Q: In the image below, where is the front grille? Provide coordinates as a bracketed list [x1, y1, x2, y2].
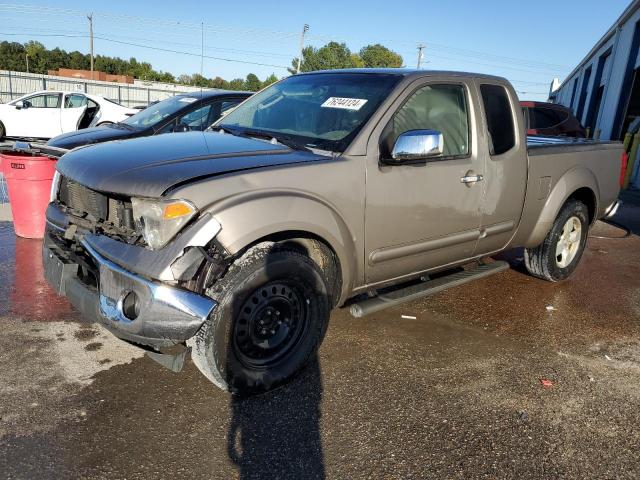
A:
[59, 176, 108, 220]
[57, 176, 136, 236]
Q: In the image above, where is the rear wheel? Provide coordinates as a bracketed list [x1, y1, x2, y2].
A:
[188, 242, 331, 394]
[524, 199, 589, 282]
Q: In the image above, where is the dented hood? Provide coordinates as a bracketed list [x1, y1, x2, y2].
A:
[56, 131, 327, 197]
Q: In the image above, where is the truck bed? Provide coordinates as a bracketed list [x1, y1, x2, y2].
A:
[526, 134, 619, 150]
[514, 135, 623, 248]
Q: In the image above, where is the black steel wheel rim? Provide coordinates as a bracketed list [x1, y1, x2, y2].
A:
[233, 281, 310, 368]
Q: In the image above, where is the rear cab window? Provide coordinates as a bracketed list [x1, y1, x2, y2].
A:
[480, 84, 516, 155]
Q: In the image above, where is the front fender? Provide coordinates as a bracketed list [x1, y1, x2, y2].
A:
[523, 166, 599, 248]
[206, 189, 358, 304]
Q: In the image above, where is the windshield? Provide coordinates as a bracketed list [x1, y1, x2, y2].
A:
[123, 95, 200, 128]
[216, 73, 401, 152]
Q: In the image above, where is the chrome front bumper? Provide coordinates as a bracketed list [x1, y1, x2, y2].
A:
[43, 235, 216, 348]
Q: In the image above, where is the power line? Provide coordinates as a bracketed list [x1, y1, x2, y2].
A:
[0, 32, 291, 69]
[0, 3, 572, 73]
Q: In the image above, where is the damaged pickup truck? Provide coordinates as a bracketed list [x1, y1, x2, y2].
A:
[43, 69, 623, 394]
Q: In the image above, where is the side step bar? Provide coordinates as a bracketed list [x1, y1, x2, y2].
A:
[349, 261, 510, 318]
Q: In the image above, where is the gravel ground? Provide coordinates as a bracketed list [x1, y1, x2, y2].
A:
[0, 198, 639, 479]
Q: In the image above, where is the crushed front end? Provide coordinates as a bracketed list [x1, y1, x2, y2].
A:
[43, 174, 225, 349]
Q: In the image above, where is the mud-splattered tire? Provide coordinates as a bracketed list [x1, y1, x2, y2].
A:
[524, 199, 589, 282]
[188, 242, 331, 394]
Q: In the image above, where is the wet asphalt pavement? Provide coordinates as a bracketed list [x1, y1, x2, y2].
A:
[1, 196, 640, 479]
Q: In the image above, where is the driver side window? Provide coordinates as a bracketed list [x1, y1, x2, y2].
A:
[386, 84, 469, 158]
[178, 104, 213, 131]
[25, 93, 61, 109]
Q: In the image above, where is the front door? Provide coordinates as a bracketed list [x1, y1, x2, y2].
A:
[8, 93, 62, 138]
[364, 79, 485, 284]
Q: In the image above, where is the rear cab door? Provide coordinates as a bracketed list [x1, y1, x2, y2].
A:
[473, 81, 527, 255]
[364, 74, 486, 284]
[61, 93, 88, 133]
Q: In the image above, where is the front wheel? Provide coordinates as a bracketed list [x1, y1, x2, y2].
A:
[524, 199, 589, 282]
[0, 122, 5, 139]
[188, 242, 331, 394]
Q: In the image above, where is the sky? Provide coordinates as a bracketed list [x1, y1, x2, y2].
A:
[0, 0, 633, 100]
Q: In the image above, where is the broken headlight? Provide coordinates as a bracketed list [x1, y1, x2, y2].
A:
[131, 198, 197, 250]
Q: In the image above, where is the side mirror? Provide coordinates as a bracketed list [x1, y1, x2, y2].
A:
[390, 129, 444, 162]
[14, 100, 25, 110]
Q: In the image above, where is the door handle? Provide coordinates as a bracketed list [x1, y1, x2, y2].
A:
[461, 173, 484, 184]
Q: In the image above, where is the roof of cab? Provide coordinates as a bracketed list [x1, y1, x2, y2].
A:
[174, 89, 252, 99]
[296, 68, 508, 83]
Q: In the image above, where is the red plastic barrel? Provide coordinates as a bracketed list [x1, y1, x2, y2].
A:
[0, 152, 57, 239]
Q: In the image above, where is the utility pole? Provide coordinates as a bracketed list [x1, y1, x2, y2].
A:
[25, 54, 29, 73]
[200, 21, 204, 77]
[417, 44, 426, 69]
[296, 24, 309, 74]
[87, 13, 94, 76]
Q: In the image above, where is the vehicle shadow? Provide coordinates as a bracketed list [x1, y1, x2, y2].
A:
[227, 357, 324, 480]
[226, 243, 326, 480]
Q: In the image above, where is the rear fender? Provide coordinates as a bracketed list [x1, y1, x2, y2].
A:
[523, 167, 599, 248]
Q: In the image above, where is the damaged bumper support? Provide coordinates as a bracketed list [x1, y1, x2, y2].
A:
[43, 234, 216, 348]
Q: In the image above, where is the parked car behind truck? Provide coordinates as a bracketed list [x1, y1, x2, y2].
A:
[46, 90, 251, 150]
[0, 91, 137, 140]
[521, 101, 587, 138]
[43, 69, 623, 394]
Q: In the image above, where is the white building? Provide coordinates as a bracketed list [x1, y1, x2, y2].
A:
[551, 0, 640, 187]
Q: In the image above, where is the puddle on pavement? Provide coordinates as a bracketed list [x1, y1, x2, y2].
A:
[0, 221, 76, 321]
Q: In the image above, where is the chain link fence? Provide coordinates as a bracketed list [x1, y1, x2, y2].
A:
[0, 173, 8, 203]
[1, 70, 203, 108]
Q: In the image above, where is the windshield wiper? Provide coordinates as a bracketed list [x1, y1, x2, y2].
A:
[115, 122, 137, 130]
[236, 129, 312, 152]
[209, 125, 237, 135]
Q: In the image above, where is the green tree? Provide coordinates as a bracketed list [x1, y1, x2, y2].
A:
[0, 40, 279, 90]
[24, 41, 46, 73]
[261, 73, 279, 88]
[227, 78, 246, 91]
[189, 73, 210, 87]
[244, 73, 261, 91]
[290, 42, 361, 73]
[177, 74, 192, 85]
[359, 44, 403, 68]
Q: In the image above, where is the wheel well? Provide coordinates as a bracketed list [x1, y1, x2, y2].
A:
[567, 187, 597, 224]
[241, 231, 343, 307]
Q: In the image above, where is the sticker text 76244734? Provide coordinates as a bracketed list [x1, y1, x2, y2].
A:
[321, 97, 368, 111]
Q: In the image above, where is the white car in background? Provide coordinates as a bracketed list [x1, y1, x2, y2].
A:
[0, 91, 137, 139]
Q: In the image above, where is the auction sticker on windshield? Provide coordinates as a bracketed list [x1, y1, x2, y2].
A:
[321, 97, 368, 110]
